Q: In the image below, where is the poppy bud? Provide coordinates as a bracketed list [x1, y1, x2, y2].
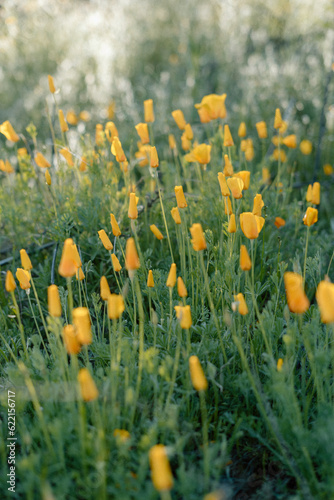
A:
[227, 214, 236, 233]
[111, 137, 126, 163]
[113, 429, 130, 443]
[311, 182, 320, 205]
[108, 294, 125, 320]
[95, 124, 105, 146]
[48, 285, 62, 317]
[0, 159, 14, 173]
[169, 134, 177, 150]
[190, 223, 207, 251]
[245, 139, 254, 161]
[300, 140, 312, 155]
[48, 75, 56, 93]
[110, 214, 121, 237]
[234, 170, 250, 190]
[125, 238, 140, 271]
[58, 238, 77, 278]
[5, 270, 16, 292]
[238, 122, 246, 138]
[111, 253, 122, 272]
[274, 217, 286, 228]
[135, 123, 149, 144]
[274, 108, 283, 129]
[174, 186, 187, 208]
[218, 172, 230, 197]
[175, 305, 192, 329]
[45, 170, 52, 185]
[98, 229, 113, 250]
[177, 277, 187, 297]
[147, 270, 155, 288]
[62, 325, 81, 355]
[0, 120, 20, 142]
[184, 123, 193, 141]
[181, 132, 191, 151]
[189, 355, 208, 391]
[149, 444, 174, 492]
[76, 268, 85, 281]
[227, 177, 244, 199]
[240, 139, 247, 152]
[78, 368, 99, 402]
[58, 109, 69, 133]
[224, 196, 233, 215]
[172, 109, 186, 130]
[303, 207, 318, 226]
[66, 110, 78, 126]
[100, 276, 111, 301]
[59, 148, 74, 167]
[128, 193, 138, 219]
[20, 249, 33, 270]
[35, 152, 50, 169]
[144, 99, 155, 123]
[16, 268, 31, 290]
[252, 194, 264, 217]
[234, 293, 248, 315]
[240, 245, 251, 271]
[262, 167, 270, 184]
[282, 134, 297, 148]
[323, 164, 333, 175]
[171, 207, 181, 224]
[166, 263, 177, 288]
[284, 272, 309, 314]
[306, 184, 313, 202]
[255, 121, 268, 139]
[150, 224, 163, 240]
[150, 146, 159, 168]
[277, 358, 284, 372]
[73, 307, 92, 345]
[223, 124, 234, 147]
[316, 281, 334, 323]
[223, 154, 233, 177]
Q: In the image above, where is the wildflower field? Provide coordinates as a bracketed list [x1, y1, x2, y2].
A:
[1, 2, 334, 499]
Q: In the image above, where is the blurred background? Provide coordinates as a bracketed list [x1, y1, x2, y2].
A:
[0, 0, 333, 143]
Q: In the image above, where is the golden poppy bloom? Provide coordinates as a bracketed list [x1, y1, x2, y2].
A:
[171, 207, 181, 224]
[111, 137, 127, 163]
[172, 110, 186, 130]
[283, 134, 297, 148]
[284, 272, 309, 314]
[227, 214, 236, 233]
[135, 123, 150, 144]
[274, 217, 286, 228]
[59, 148, 74, 167]
[66, 110, 78, 126]
[20, 249, 32, 270]
[189, 355, 208, 391]
[316, 281, 334, 323]
[62, 325, 81, 355]
[125, 238, 140, 271]
[128, 193, 138, 219]
[48, 75, 56, 93]
[0, 159, 14, 173]
[73, 307, 92, 345]
[105, 122, 119, 142]
[300, 140, 312, 155]
[303, 207, 318, 226]
[240, 245, 251, 271]
[234, 171, 250, 190]
[190, 223, 207, 251]
[185, 144, 211, 165]
[174, 305, 192, 328]
[98, 229, 113, 251]
[223, 124, 234, 147]
[218, 172, 230, 197]
[256, 121, 268, 139]
[35, 152, 50, 169]
[58, 238, 78, 278]
[234, 293, 248, 315]
[149, 444, 174, 492]
[150, 224, 163, 240]
[238, 122, 246, 137]
[227, 177, 244, 199]
[16, 268, 31, 290]
[175, 186, 187, 208]
[252, 194, 264, 217]
[166, 263, 177, 288]
[108, 294, 125, 320]
[100, 276, 111, 301]
[147, 270, 155, 288]
[5, 271, 16, 292]
[78, 368, 99, 402]
[111, 253, 122, 272]
[223, 154, 233, 177]
[274, 108, 283, 129]
[0, 120, 20, 142]
[58, 110, 69, 133]
[48, 285, 62, 317]
[144, 99, 155, 123]
[110, 214, 121, 237]
[272, 149, 287, 162]
[194, 93, 227, 121]
[177, 277, 187, 297]
[150, 146, 159, 168]
[240, 212, 264, 239]
[323, 164, 333, 175]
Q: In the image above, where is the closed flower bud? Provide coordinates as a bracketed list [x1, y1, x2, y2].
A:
[175, 185, 187, 208]
[190, 223, 207, 251]
[167, 263, 177, 288]
[189, 355, 208, 391]
[144, 99, 155, 123]
[184, 123, 193, 141]
[234, 293, 248, 315]
[227, 177, 244, 199]
[150, 146, 159, 168]
[71, 244, 82, 268]
[284, 272, 309, 314]
[73, 307, 92, 345]
[276, 358, 284, 371]
[149, 444, 174, 492]
[59, 148, 74, 167]
[300, 139, 312, 155]
[240, 139, 247, 152]
[58, 109, 69, 132]
[150, 224, 163, 240]
[5, 270, 16, 292]
[218, 172, 230, 197]
[171, 206, 181, 224]
[227, 214, 236, 233]
[147, 270, 155, 288]
[100, 276, 111, 301]
[79, 110, 90, 122]
[125, 238, 140, 271]
[169, 134, 177, 150]
[316, 281, 334, 323]
[128, 192, 138, 219]
[172, 109, 186, 130]
[16, 268, 31, 289]
[234, 170, 250, 190]
[66, 110, 78, 126]
[135, 123, 149, 144]
[98, 229, 113, 250]
[48, 75, 56, 93]
[181, 131, 191, 151]
[175, 305, 192, 329]
[274, 108, 283, 129]
[272, 148, 287, 162]
[20, 249, 33, 270]
[0, 120, 20, 142]
[256, 121, 268, 139]
[306, 184, 313, 202]
[0, 159, 14, 173]
[78, 368, 99, 402]
[48, 285, 62, 317]
[35, 152, 50, 169]
[223, 154, 234, 177]
[262, 167, 271, 184]
[238, 122, 247, 137]
[111, 137, 126, 162]
[311, 182, 320, 205]
[245, 139, 254, 161]
[105, 253, 119, 275]
[185, 144, 211, 165]
[110, 214, 121, 237]
[45, 170, 51, 185]
[223, 124, 234, 147]
[240, 245, 251, 271]
[177, 276, 188, 297]
[303, 207, 318, 226]
[76, 267, 85, 281]
[252, 194, 264, 217]
[108, 294, 125, 320]
[323, 164, 333, 175]
[62, 325, 81, 355]
[224, 196, 233, 215]
[282, 134, 297, 148]
[274, 217, 286, 228]
[105, 121, 119, 142]
[58, 238, 77, 278]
